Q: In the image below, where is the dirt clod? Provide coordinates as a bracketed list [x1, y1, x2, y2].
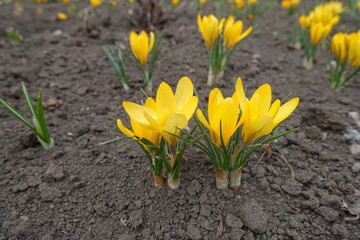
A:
[239, 201, 267, 233]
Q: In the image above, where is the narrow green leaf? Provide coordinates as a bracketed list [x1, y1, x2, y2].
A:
[0, 98, 36, 132]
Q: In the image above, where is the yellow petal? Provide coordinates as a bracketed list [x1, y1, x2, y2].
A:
[144, 97, 157, 111]
[149, 31, 155, 52]
[162, 113, 188, 146]
[243, 114, 273, 143]
[180, 96, 198, 120]
[235, 77, 248, 111]
[250, 84, 272, 118]
[123, 102, 156, 127]
[269, 99, 280, 118]
[175, 77, 194, 110]
[273, 98, 299, 127]
[117, 119, 135, 137]
[156, 82, 176, 121]
[196, 109, 211, 129]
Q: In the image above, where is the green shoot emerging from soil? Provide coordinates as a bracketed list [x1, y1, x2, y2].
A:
[0, 82, 54, 150]
[6, 27, 23, 44]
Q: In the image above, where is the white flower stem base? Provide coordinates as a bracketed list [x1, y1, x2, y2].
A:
[229, 166, 243, 191]
[207, 69, 224, 86]
[303, 57, 314, 70]
[153, 173, 165, 188]
[167, 175, 180, 190]
[215, 168, 229, 190]
[37, 137, 54, 150]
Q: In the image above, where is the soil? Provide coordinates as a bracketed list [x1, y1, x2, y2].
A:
[1, 1, 360, 240]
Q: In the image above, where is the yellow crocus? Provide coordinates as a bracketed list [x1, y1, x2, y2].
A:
[63, 0, 70, 3]
[199, 0, 206, 5]
[247, 14, 254, 21]
[197, 14, 220, 47]
[348, 32, 360, 68]
[196, 89, 242, 147]
[117, 98, 161, 147]
[331, 33, 348, 63]
[358, 1, 360, 10]
[128, 0, 134, 3]
[235, 78, 299, 143]
[122, 77, 198, 146]
[298, 15, 310, 30]
[90, 0, 101, 7]
[234, 0, 245, 9]
[57, 12, 68, 20]
[247, 0, 256, 6]
[281, 0, 300, 9]
[310, 22, 332, 46]
[223, 16, 252, 49]
[129, 31, 155, 65]
[172, 0, 180, 6]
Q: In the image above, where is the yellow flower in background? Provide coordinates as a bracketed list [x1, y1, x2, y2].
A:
[111, 0, 118, 6]
[63, 0, 70, 3]
[128, 0, 134, 3]
[123, 77, 198, 146]
[57, 12, 68, 20]
[247, 14, 254, 21]
[247, 0, 256, 6]
[348, 32, 360, 68]
[298, 15, 311, 29]
[90, 0, 101, 7]
[235, 78, 299, 143]
[358, 1, 360, 10]
[172, 0, 180, 6]
[309, 22, 332, 46]
[197, 14, 220, 47]
[117, 98, 161, 147]
[281, 0, 300, 9]
[331, 33, 348, 63]
[199, 0, 206, 5]
[223, 16, 252, 49]
[129, 31, 155, 65]
[36, 0, 47, 3]
[196, 89, 242, 147]
[234, 0, 245, 9]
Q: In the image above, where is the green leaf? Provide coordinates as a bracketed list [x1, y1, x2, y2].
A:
[0, 97, 36, 133]
[21, 82, 37, 119]
[35, 89, 51, 143]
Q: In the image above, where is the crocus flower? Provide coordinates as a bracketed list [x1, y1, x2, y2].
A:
[310, 22, 332, 46]
[348, 32, 360, 68]
[234, 0, 245, 9]
[57, 12, 68, 20]
[172, 0, 180, 6]
[223, 16, 252, 49]
[197, 14, 220, 47]
[129, 31, 155, 65]
[199, 0, 206, 5]
[90, 0, 101, 7]
[247, 0, 256, 6]
[281, 0, 300, 9]
[235, 78, 299, 143]
[331, 33, 348, 63]
[122, 77, 198, 146]
[117, 98, 161, 147]
[196, 89, 243, 147]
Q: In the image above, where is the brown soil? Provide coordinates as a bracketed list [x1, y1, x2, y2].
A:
[1, 1, 360, 240]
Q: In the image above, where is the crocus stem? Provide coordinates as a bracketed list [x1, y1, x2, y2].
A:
[207, 68, 214, 86]
[229, 166, 243, 191]
[37, 136, 54, 150]
[123, 82, 130, 91]
[304, 57, 313, 70]
[167, 174, 180, 190]
[153, 172, 165, 188]
[215, 168, 229, 190]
